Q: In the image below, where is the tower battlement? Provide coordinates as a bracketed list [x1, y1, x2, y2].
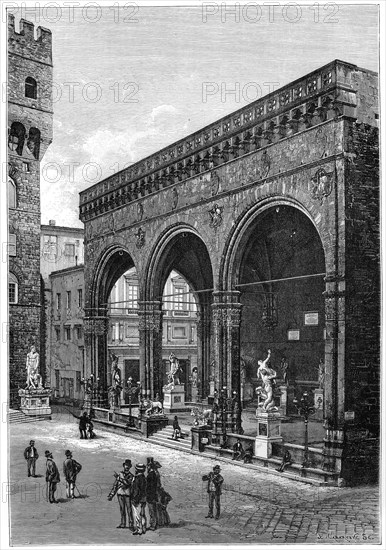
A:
[8, 14, 52, 66]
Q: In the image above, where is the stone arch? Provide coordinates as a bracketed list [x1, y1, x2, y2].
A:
[86, 244, 137, 391]
[142, 223, 214, 397]
[218, 196, 330, 417]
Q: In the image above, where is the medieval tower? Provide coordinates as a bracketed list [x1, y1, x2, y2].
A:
[8, 14, 53, 390]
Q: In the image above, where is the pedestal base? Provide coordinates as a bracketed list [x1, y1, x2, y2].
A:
[255, 410, 282, 459]
[19, 388, 52, 416]
[163, 385, 186, 412]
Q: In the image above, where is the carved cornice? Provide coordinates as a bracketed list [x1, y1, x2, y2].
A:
[80, 60, 359, 222]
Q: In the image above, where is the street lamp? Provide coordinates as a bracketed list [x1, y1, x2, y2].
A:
[126, 377, 134, 426]
[293, 391, 319, 468]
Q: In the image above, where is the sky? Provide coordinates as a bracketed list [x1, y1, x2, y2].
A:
[8, 1, 381, 228]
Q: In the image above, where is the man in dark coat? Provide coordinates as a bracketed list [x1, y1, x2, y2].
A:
[63, 450, 82, 499]
[45, 450, 60, 503]
[146, 457, 161, 530]
[108, 459, 134, 530]
[24, 440, 39, 477]
[131, 464, 147, 535]
[202, 464, 224, 519]
[79, 412, 88, 439]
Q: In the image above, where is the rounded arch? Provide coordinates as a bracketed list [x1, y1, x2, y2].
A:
[90, 244, 137, 312]
[220, 196, 326, 290]
[145, 223, 214, 301]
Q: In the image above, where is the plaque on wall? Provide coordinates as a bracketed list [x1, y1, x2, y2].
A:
[304, 312, 319, 326]
[287, 329, 300, 341]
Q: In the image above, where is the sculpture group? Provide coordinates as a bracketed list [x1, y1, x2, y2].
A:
[25, 345, 43, 390]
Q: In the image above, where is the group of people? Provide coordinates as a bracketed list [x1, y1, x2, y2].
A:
[107, 457, 172, 535]
[24, 440, 82, 504]
[78, 411, 95, 439]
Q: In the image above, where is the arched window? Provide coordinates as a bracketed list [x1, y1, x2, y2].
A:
[8, 122, 26, 156]
[9, 273, 18, 304]
[25, 77, 37, 99]
[27, 127, 41, 159]
[8, 179, 16, 208]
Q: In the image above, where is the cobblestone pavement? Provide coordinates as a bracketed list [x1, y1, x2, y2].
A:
[6, 411, 381, 546]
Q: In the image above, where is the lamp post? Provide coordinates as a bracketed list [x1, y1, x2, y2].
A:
[220, 386, 227, 448]
[293, 391, 319, 468]
[232, 390, 243, 434]
[126, 377, 134, 426]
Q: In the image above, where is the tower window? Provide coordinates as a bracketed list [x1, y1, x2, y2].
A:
[8, 122, 26, 156]
[25, 77, 37, 99]
[8, 234, 16, 256]
[9, 273, 18, 304]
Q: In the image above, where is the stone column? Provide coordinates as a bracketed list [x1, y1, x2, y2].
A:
[211, 291, 242, 398]
[83, 315, 109, 382]
[322, 274, 345, 474]
[196, 305, 211, 399]
[138, 301, 163, 399]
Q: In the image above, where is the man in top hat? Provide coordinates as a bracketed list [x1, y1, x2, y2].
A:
[24, 440, 39, 477]
[45, 451, 60, 504]
[146, 457, 162, 531]
[202, 464, 224, 520]
[131, 464, 147, 535]
[63, 450, 82, 499]
[108, 459, 134, 530]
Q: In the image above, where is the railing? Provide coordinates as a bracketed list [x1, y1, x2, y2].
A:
[79, 60, 358, 222]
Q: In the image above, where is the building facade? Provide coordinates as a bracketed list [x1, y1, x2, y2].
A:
[79, 60, 379, 482]
[8, 15, 53, 389]
[41, 221, 84, 283]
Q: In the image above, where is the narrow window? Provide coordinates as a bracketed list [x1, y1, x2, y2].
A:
[8, 179, 16, 208]
[8, 122, 26, 156]
[25, 77, 37, 99]
[9, 273, 18, 304]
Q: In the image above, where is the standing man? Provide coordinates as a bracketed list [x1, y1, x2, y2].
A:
[63, 450, 82, 499]
[79, 411, 88, 439]
[232, 438, 243, 461]
[146, 457, 161, 531]
[24, 440, 39, 477]
[107, 459, 134, 530]
[202, 464, 224, 520]
[131, 464, 147, 535]
[45, 450, 60, 504]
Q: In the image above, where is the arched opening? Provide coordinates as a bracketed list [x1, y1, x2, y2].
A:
[229, 204, 326, 443]
[25, 77, 37, 99]
[89, 248, 136, 402]
[8, 122, 26, 156]
[148, 230, 213, 399]
[9, 273, 18, 304]
[27, 127, 41, 159]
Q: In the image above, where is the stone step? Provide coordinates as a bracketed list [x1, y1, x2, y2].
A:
[8, 410, 50, 424]
[148, 424, 191, 451]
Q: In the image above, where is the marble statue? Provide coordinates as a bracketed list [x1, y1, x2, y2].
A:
[26, 345, 43, 389]
[257, 349, 278, 412]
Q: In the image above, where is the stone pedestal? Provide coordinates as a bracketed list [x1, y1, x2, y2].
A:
[19, 388, 52, 416]
[255, 410, 282, 459]
[163, 385, 186, 412]
[314, 387, 324, 420]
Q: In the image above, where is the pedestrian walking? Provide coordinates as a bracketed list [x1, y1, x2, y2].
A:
[45, 451, 60, 504]
[79, 411, 88, 439]
[107, 459, 134, 530]
[202, 464, 223, 519]
[63, 450, 82, 499]
[131, 464, 147, 535]
[24, 440, 39, 477]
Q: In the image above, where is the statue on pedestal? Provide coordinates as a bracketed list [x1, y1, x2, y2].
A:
[318, 358, 325, 389]
[256, 349, 278, 412]
[164, 353, 183, 390]
[280, 356, 289, 386]
[25, 345, 43, 390]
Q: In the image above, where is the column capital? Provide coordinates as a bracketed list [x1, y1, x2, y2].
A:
[83, 316, 109, 335]
[138, 301, 163, 332]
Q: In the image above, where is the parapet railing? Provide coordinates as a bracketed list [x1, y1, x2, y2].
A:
[79, 60, 357, 222]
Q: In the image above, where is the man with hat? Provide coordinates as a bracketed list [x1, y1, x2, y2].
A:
[45, 451, 60, 504]
[63, 450, 82, 499]
[107, 459, 134, 529]
[131, 464, 147, 535]
[146, 457, 161, 530]
[202, 464, 224, 519]
[24, 440, 39, 477]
